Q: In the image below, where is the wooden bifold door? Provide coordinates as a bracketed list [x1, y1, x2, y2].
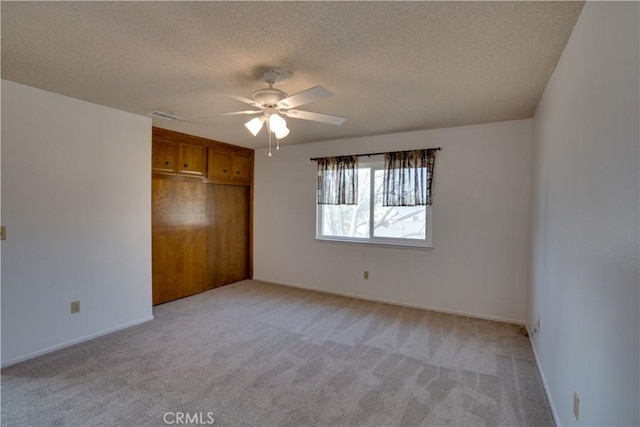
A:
[152, 179, 207, 305]
[206, 185, 250, 289]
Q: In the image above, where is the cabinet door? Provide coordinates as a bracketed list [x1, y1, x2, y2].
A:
[152, 140, 177, 174]
[178, 144, 207, 177]
[152, 178, 207, 305]
[231, 152, 252, 184]
[207, 185, 250, 289]
[208, 149, 233, 181]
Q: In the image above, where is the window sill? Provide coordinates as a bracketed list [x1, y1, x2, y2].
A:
[315, 236, 433, 251]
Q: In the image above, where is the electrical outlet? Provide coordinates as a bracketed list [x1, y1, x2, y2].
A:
[573, 392, 580, 421]
[363, 271, 369, 280]
[71, 301, 80, 314]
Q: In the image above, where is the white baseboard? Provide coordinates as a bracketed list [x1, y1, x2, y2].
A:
[252, 276, 524, 325]
[527, 326, 560, 426]
[1, 315, 154, 368]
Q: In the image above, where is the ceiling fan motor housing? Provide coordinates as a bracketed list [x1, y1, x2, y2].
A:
[252, 87, 288, 107]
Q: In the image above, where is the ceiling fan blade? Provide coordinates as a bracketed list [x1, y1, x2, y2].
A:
[277, 85, 333, 109]
[194, 110, 262, 120]
[228, 93, 262, 108]
[211, 89, 262, 108]
[283, 109, 346, 125]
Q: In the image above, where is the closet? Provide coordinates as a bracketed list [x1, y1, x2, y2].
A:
[151, 127, 253, 305]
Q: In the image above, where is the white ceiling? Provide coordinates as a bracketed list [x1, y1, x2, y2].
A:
[1, 1, 584, 149]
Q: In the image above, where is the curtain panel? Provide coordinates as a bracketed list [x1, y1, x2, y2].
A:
[316, 155, 358, 205]
[383, 149, 436, 206]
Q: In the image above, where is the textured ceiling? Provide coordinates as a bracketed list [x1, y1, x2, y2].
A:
[1, 1, 584, 149]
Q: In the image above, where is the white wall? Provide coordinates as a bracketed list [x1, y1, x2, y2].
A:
[1, 80, 153, 366]
[254, 119, 532, 323]
[529, 3, 639, 426]
[0, 78, 3, 363]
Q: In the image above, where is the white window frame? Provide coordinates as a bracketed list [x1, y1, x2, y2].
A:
[315, 158, 432, 249]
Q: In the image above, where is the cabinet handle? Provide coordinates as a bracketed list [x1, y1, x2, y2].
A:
[223, 169, 227, 173]
[183, 164, 188, 168]
[165, 161, 170, 165]
[236, 170, 240, 174]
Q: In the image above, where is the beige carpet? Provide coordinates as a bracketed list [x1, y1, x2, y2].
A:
[1, 280, 554, 426]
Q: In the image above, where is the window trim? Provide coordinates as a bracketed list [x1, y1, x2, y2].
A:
[315, 158, 432, 249]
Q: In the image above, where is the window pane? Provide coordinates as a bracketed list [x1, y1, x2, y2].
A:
[321, 168, 370, 238]
[373, 170, 426, 239]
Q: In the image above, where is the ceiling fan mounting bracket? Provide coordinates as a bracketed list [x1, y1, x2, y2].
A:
[261, 69, 291, 85]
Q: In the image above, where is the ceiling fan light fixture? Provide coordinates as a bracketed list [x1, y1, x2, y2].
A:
[268, 113, 287, 135]
[244, 116, 266, 136]
[274, 126, 290, 140]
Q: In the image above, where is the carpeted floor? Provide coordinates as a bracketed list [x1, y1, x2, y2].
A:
[1, 280, 554, 426]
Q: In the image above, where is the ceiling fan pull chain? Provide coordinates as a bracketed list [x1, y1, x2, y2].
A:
[268, 122, 273, 157]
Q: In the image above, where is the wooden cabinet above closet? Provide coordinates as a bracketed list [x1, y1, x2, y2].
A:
[178, 143, 207, 177]
[151, 139, 177, 174]
[151, 127, 253, 183]
[208, 149, 252, 185]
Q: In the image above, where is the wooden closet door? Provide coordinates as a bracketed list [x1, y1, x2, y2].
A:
[207, 184, 250, 289]
[152, 178, 207, 305]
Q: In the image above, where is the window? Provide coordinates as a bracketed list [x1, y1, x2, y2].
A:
[316, 157, 431, 248]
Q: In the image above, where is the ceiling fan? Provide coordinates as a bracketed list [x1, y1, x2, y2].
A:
[199, 69, 346, 155]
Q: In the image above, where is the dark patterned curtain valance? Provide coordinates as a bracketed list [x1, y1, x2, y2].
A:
[316, 156, 358, 205]
[383, 149, 436, 206]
